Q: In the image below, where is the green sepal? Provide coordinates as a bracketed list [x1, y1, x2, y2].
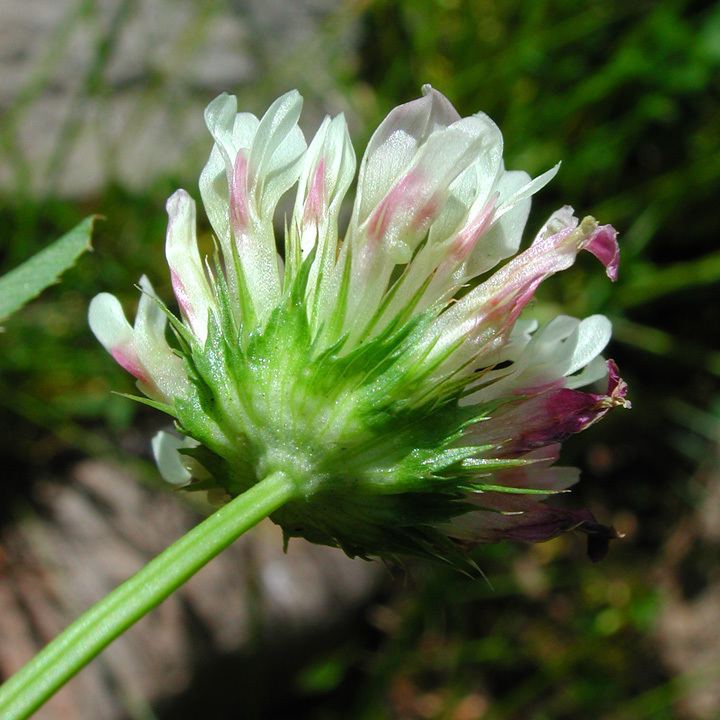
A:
[173, 393, 237, 463]
[210, 247, 241, 345]
[459, 457, 534, 472]
[321, 242, 352, 348]
[463, 483, 568, 495]
[365, 445, 486, 493]
[283, 215, 302, 287]
[227, 229, 257, 339]
[178, 444, 250, 495]
[142, 289, 196, 354]
[275, 490, 482, 576]
[113, 392, 175, 416]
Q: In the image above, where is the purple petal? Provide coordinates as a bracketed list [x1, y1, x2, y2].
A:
[583, 224, 620, 281]
[477, 360, 631, 454]
[455, 504, 620, 561]
[606, 358, 631, 407]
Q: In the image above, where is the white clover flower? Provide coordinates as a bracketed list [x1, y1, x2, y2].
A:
[89, 86, 629, 571]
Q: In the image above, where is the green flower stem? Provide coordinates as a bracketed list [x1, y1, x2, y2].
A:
[0, 470, 298, 720]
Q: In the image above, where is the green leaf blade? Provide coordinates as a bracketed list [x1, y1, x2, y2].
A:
[0, 215, 96, 322]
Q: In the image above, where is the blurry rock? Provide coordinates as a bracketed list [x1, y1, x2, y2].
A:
[0, 460, 381, 719]
[0, 0, 358, 197]
[654, 445, 720, 720]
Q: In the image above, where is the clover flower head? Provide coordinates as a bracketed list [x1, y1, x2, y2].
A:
[89, 86, 629, 572]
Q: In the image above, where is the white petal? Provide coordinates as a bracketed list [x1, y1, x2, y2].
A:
[308, 113, 356, 217]
[88, 292, 134, 353]
[562, 315, 612, 376]
[199, 143, 232, 248]
[151, 431, 195, 486]
[165, 189, 215, 343]
[467, 314, 612, 403]
[510, 315, 581, 381]
[134, 276, 190, 400]
[135, 275, 166, 339]
[535, 205, 578, 242]
[204, 94, 261, 170]
[200, 93, 259, 240]
[428, 115, 503, 248]
[364, 85, 460, 165]
[533, 315, 580, 351]
[199, 94, 259, 250]
[466, 169, 532, 277]
[232, 111, 261, 152]
[360, 115, 495, 263]
[428, 168, 479, 246]
[248, 90, 307, 217]
[203, 93, 239, 159]
[565, 355, 609, 389]
[200, 92, 307, 324]
[494, 163, 561, 220]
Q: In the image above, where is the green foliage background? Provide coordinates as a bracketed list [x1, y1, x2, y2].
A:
[1, 0, 719, 718]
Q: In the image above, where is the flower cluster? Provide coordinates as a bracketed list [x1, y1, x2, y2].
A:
[90, 87, 629, 572]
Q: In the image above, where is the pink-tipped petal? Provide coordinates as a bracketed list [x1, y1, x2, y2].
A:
[583, 224, 620, 281]
[89, 293, 148, 383]
[428, 213, 619, 377]
[165, 189, 215, 343]
[354, 87, 461, 226]
[110, 346, 148, 383]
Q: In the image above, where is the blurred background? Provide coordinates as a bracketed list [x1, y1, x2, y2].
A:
[1, 0, 719, 718]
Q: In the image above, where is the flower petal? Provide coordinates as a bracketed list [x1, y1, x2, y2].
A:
[425, 213, 618, 378]
[89, 282, 189, 403]
[151, 431, 197, 486]
[561, 314, 612, 377]
[88, 293, 145, 380]
[199, 94, 260, 247]
[452, 503, 618, 560]
[134, 276, 190, 401]
[463, 314, 612, 404]
[248, 90, 307, 218]
[494, 163, 560, 222]
[294, 113, 356, 257]
[165, 189, 215, 343]
[584, 224, 620, 281]
[353, 85, 460, 228]
[199, 91, 307, 324]
[463, 169, 529, 276]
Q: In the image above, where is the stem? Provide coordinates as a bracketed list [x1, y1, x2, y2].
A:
[0, 471, 298, 720]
